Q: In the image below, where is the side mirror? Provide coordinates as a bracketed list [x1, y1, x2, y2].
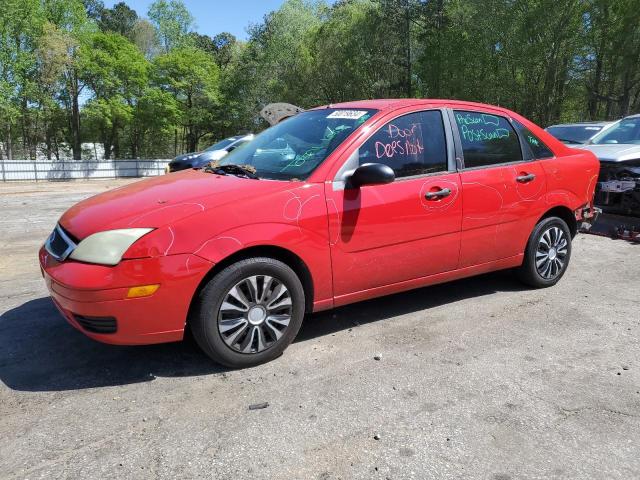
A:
[347, 163, 395, 188]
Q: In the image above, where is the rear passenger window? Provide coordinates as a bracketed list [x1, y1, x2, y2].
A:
[512, 120, 554, 159]
[359, 110, 448, 178]
[454, 110, 522, 168]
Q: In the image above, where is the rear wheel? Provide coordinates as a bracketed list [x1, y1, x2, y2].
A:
[190, 257, 305, 368]
[517, 216, 572, 288]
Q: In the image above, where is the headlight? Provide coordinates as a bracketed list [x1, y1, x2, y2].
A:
[69, 228, 154, 266]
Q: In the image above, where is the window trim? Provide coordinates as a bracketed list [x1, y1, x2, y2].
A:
[332, 107, 455, 190]
[448, 108, 534, 171]
[510, 119, 555, 161]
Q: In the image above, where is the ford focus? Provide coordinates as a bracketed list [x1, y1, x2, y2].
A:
[40, 99, 600, 367]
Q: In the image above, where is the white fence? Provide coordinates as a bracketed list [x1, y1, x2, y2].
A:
[0, 158, 172, 182]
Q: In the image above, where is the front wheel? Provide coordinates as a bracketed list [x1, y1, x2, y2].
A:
[517, 216, 572, 288]
[190, 257, 305, 368]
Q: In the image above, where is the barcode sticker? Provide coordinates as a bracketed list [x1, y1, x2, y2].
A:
[327, 110, 368, 120]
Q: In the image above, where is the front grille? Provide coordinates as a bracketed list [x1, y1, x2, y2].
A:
[45, 224, 76, 261]
[74, 315, 117, 334]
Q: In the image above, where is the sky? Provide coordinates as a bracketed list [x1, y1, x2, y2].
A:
[103, 0, 289, 40]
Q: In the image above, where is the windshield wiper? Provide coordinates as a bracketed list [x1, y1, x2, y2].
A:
[204, 164, 259, 179]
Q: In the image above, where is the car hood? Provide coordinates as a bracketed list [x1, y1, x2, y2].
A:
[577, 144, 640, 163]
[59, 169, 288, 240]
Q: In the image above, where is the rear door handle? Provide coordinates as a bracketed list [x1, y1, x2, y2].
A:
[425, 188, 452, 200]
[516, 173, 536, 183]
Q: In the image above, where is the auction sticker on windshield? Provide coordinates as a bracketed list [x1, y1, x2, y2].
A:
[327, 110, 369, 119]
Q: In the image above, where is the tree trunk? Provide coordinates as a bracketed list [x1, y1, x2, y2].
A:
[112, 121, 120, 159]
[588, 4, 608, 119]
[130, 126, 138, 159]
[71, 73, 82, 160]
[435, 0, 444, 97]
[6, 123, 13, 160]
[103, 140, 112, 160]
[45, 125, 53, 161]
[174, 128, 178, 157]
[405, 0, 412, 97]
[619, 68, 632, 117]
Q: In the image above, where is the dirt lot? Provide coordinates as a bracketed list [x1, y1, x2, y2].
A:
[1, 179, 639, 479]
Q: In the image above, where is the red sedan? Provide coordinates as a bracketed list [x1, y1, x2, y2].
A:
[40, 99, 599, 367]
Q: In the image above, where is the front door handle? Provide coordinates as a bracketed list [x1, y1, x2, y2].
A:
[425, 188, 452, 200]
[516, 173, 536, 183]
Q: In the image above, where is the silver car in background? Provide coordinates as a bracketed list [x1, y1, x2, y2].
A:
[545, 121, 614, 145]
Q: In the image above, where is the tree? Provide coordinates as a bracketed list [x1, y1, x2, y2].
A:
[212, 32, 237, 68]
[0, 0, 45, 159]
[37, 22, 76, 159]
[131, 19, 157, 58]
[2, 0, 640, 162]
[134, 87, 180, 157]
[81, 31, 149, 158]
[82, 0, 104, 22]
[310, 0, 409, 102]
[227, 0, 325, 123]
[582, 0, 640, 119]
[44, 0, 94, 159]
[98, 1, 138, 38]
[148, 0, 193, 52]
[153, 45, 220, 152]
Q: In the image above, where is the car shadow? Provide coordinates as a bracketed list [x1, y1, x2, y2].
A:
[0, 270, 526, 392]
[297, 270, 527, 341]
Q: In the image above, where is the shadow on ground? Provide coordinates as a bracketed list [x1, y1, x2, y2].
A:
[0, 270, 525, 392]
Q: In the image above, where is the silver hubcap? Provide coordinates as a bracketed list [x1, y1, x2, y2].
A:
[536, 226, 568, 279]
[217, 275, 292, 354]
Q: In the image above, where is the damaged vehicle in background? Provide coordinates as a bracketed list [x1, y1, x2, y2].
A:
[579, 114, 640, 216]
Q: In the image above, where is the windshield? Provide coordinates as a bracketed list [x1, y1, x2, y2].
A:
[591, 118, 640, 145]
[205, 137, 237, 151]
[218, 108, 377, 180]
[546, 125, 603, 144]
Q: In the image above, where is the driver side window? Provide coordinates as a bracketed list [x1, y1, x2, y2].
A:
[358, 110, 448, 178]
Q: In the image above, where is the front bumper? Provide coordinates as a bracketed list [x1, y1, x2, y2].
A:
[39, 247, 213, 345]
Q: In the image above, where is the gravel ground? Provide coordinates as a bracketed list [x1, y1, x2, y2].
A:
[1, 179, 639, 480]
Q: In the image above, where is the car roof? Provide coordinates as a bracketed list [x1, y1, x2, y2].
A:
[313, 98, 517, 115]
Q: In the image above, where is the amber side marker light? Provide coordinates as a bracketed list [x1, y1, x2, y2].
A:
[127, 284, 160, 298]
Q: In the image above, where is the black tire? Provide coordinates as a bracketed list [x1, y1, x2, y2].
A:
[190, 257, 305, 368]
[517, 216, 572, 288]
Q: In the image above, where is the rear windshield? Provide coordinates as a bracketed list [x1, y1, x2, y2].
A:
[546, 125, 603, 144]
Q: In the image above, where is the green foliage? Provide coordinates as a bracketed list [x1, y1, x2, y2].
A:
[98, 2, 138, 38]
[311, 0, 408, 101]
[148, 0, 193, 52]
[1, 0, 639, 160]
[131, 19, 157, 58]
[153, 45, 220, 151]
